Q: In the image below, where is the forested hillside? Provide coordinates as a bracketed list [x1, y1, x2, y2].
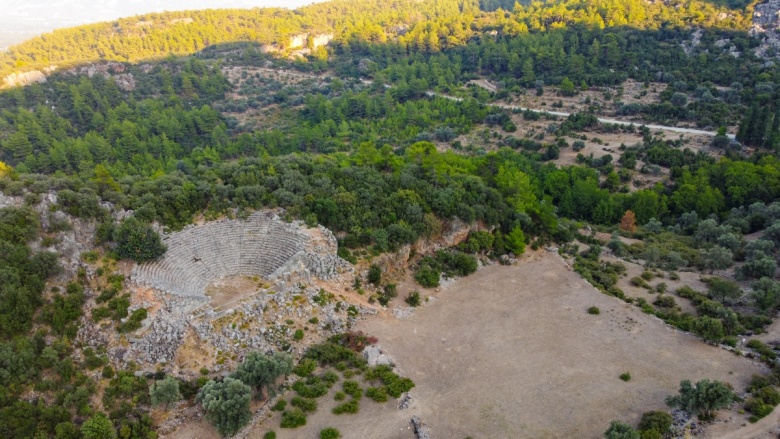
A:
[0, 0, 758, 80]
[1, 0, 780, 438]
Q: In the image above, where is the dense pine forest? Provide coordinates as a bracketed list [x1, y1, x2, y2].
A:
[1, 0, 780, 438]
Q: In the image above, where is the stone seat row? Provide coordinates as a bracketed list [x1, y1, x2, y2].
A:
[133, 214, 312, 298]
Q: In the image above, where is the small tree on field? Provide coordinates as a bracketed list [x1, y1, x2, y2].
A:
[620, 210, 637, 233]
[666, 379, 736, 420]
[506, 226, 526, 255]
[604, 420, 639, 439]
[706, 278, 742, 303]
[150, 376, 182, 409]
[700, 246, 733, 273]
[197, 378, 252, 436]
[751, 277, 780, 312]
[693, 316, 724, 342]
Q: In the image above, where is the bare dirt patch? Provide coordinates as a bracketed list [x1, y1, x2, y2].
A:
[205, 275, 267, 309]
[347, 251, 763, 439]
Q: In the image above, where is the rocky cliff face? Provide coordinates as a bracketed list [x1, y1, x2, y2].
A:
[752, 0, 780, 60]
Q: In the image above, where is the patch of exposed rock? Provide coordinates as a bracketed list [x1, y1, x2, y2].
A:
[752, 0, 780, 59]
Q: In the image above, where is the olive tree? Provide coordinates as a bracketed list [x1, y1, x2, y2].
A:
[665, 379, 736, 420]
[197, 378, 252, 436]
[150, 375, 182, 409]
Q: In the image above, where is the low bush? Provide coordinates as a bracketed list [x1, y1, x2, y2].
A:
[290, 396, 317, 412]
[637, 410, 672, 435]
[263, 432, 276, 439]
[653, 295, 676, 308]
[405, 291, 421, 307]
[320, 427, 341, 439]
[293, 358, 317, 377]
[280, 408, 307, 428]
[342, 380, 363, 400]
[270, 400, 287, 412]
[292, 379, 328, 398]
[587, 306, 600, 315]
[620, 372, 631, 382]
[332, 399, 359, 414]
[365, 386, 389, 403]
[746, 339, 777, 361]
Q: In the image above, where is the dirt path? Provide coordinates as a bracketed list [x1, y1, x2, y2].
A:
[353, 251, 763, 439]
[425, 91, 734, 139]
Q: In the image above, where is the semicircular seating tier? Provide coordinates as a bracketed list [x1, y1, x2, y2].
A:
[132, 211, 344, 298]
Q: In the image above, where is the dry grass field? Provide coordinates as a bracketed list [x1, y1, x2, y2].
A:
[164, 250, 775, 439]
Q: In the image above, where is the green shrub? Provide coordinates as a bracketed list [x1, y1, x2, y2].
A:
[630, 277, 649, 288]
[292, 379, 328, 398]
[321, 371, 339, 387]
[293, 329, 304, 341]
[293, 358, 317, 377]
[320, 427, 341, 439]
[332, 400, 359, 415]
[620, 372, 631, 382]
[641, 271, 654, 281]
[653, 295, 676, 308]
[270, 400, 287, 412]
[280, 408, 307, 428]
[587, 306, 600, 315]
[263, 432, 276, 439]
[746, 339, 777, 361]
[365, 386, 389, 402]
[334, 391, 346, 401]
[290, 396, 317, 412]
[637, 410, 672, 435]
[342, 380, 363, 399]
[405, 291, 421, 307]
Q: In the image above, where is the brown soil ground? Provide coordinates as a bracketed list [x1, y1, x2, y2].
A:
[239, 251, 762, 439]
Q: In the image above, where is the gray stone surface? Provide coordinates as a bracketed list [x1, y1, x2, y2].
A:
[132, 211, 349, 298]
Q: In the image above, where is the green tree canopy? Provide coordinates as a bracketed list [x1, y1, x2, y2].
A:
[197, 377, 252, 437]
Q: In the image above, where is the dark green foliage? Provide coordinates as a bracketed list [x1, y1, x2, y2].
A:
[366, 386, 389, 402]
[117, 308, 147, 333]
[114, 218, 166, 263]
[293, 358, 318, 378]
[270, 400, 287, 412]
[290, 396, 317, 412]
[619, 372, 631, 382]
[746, 339, 777, 361]
[264, 432, 276, 439]
[364, 365, 415, 398]
[292, 379, 329, 399]
[604, 420, 639, 439]
[637, 411, 673, 436]
[280, 408, 307, 428]
[232, 351, 293, 397]
[332, 399, 359, 415]
[693, 316, 724, 342]
[415, 249, 478, 288]
[81, 413, 117, 439]
[342, 381, 363, 400]
[704, 278, 742, 303]
[150, 376, 182, 409]
[405, 291, 421, 307]
[666, 379, 737, 420]
[197, 378, 252, 436]
[587, 306, 600, 315]
[367, 265, 382, 286]
[320, 427, 341, 439]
